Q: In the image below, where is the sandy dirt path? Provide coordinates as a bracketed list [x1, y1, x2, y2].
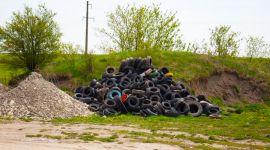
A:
[0, 120, 182, 150]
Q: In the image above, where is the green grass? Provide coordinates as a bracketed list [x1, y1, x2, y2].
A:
[35, 51, 270, 89]
[50, 105, 270, 143]
[1, 51, 270, 91]
[19, 117, 34, 122]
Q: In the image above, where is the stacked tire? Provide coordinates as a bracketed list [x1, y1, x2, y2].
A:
[73, 56, 221, 118]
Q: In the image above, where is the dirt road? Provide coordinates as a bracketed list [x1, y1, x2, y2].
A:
[0, 120, 181, 150]
[0, 119, 269, 150]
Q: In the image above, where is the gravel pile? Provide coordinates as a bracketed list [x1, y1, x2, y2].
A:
[0, 72, 92, 120]
[0, 83, 9, 94]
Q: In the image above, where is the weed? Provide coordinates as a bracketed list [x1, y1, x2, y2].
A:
[233, 84, 240, 93]
[45, 135, 62, 139]
[118, 141, 123, 144]
[39, 129, 48, 132]
[26, 134, 42, 137]
[19, 117, 34, 122]
[209, 135, 216, 140]
[209, 95, 224, 106]
[61, 131, 78, 139]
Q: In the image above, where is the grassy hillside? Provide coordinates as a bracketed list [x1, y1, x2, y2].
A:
[40, 51, 270, 86]
[1, 51, 270, 87]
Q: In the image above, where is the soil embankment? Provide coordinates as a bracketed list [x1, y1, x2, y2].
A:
[189, 69, 268, 104]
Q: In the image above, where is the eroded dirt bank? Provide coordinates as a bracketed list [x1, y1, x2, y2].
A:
[189, 69, 269, 105]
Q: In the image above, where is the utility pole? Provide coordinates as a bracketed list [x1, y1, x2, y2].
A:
[85, 1, 89, 57]
[84, 1, 94, 57]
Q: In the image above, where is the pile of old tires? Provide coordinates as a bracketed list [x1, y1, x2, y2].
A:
[73, 56, 222, 118]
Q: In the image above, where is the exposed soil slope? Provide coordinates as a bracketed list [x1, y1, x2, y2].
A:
[0, 72, 92, 120]
[189, 69, 268, 104]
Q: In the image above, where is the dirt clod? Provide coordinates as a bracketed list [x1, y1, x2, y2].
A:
[0, 72, 92, 120]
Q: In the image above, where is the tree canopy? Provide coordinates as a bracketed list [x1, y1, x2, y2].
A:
[0, 3, 62, 71]
[209, 25, 242, 57]
[96, 4, 185, 53]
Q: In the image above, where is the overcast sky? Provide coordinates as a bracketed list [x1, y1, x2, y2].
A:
[1, 0, 269, 54]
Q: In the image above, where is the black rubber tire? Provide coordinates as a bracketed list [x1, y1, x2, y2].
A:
[138, 81, 148, 90]
[105, 78, 116, 88]
[129, 82, 141, 89]
[128, 57, 134, 67]
[105, 66, 117, 75]
[123, 69, 133, 78]
[122, 89, 131, 95]
[156, 102, 165, 114]
[164, 110, 179, 117]
[82, 87, 95, 97]
[186, 100, 203, 117]
[132, 58, 137, 68]
[135, 58, 142, 68]
[157, 76, 167, 84]
[121, 77, 131, 83]
[114, 95, 128, 114]
[175, 81, 186, 90]
[146, 80, 155, 88]
[157, 84, 167, 94]
[113, 72, 124, 78]
[98, 78, 107, 84]
[118, 80, 131, 90]
[141, 59, 146, 66]
[123, 66, 135, 72]
[141, 104, 154, 109]
[103, 99, 117, 108]
[126, 96, 140, 107]
[158, 67, 169, 74]
[132, 89, 146, 95]
[161, 101, 172, 110]
[73, 93, 83, 100]
[78, 98, 92, 104]
[88, 104, 100, 112]
[103, 108, 118, 116]
[149, 87, 160, 95]
[163, 92, 174, 101]
[133, 75, 143, 83]
[126, 106, 141, 112]
[171, 93, 181, 99]
[151, 78, 158, 86]
[74, 86, 85, 93]
[89, 79, 97, 87]
[119, 59, 126, 72]
[149, 94, 161, 102]
[142, 99, 152, 105]
[144, 108, 158, 116]
[174, 99, 190, 115]
[145, 56, 152, 66]
[153, 105, 162, 115]
[169, 98, 182, 107]
[179, 89, 190, 97]
[102, 72, 112, 78]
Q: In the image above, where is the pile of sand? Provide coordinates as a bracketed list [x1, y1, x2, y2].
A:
[0, 72, 92, 120]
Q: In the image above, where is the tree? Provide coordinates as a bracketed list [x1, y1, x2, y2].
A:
[245, 35, 269, 61]
[60, 42, 81, 66]
[96, 4, 185, 52]
[0, 4, 62, 71]
[209, 25, 242, 57]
